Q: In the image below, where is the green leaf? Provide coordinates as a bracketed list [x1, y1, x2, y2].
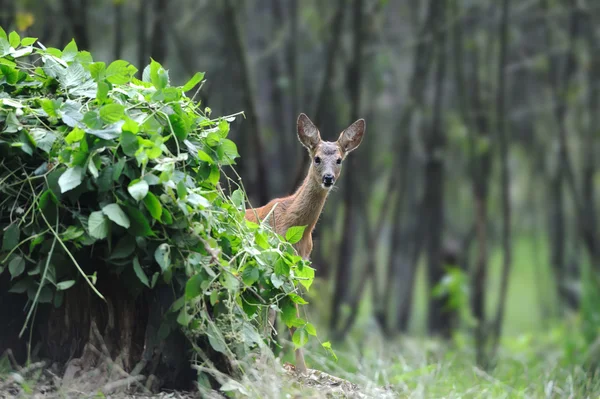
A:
[185, 273, 204, 300]
[281, 299, 298, 328]
[305, 322, 317, 336]
[21, 37, 37, 46]
[88, 155, 99, 178]
[8, 279, 30, 293]
[206, 132, 221, 147]
[9, 256, 26, 279]
[217, 120, 230, 138]
[125, 206, 154, 236]
[58, 166, 84, 193]
[143, 192, 162, 220]
[128, 179, 149, 201]
[270, 273, 285, 289]
[322, 341, 338, 361]
[56, 280, 76, 291]
[182, 72, 205, 92]
[231, 189, 244, 210]
[105, 60, 137, 85]
[289, 293, 308, 305]
[120, 130, 139, 156]
[292, 327, 309, 349]
[88, 62, 106, 81]
[149, 59, 169, 89]
[242, 266, 259, 286]
[109, 235, 136, 259]
[99, 103, 125, 123]
[0, 26, 6, 40]
[83, 111, 103, 129]
[274, 258, 290, 276]
[133, 257, 150, 287]
[65, 127, 85, 144]
[207, 323, 227, 354]
[295, 264, 315, 290]
[176, 180, 187, 199]
[154, 243, 171, 272]
[60, 226, 84, 241]
[96, 81, 109, 103]
[37, 285, 53, 303]
[285, 225, 307, 244]
[8, 31, 20, 48]
[197, 150, 214, 164]
[88, 211, 108, 239]
[177, 307, 192, 327]
[102, 203, 130, 228]
[2, 224, 20, 251]
[254, 231, 269, 249]
[218, 139, 239, 165]
[62, 39, 78, 61]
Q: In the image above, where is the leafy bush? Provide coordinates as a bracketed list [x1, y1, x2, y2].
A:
[0, 27, 323, 380]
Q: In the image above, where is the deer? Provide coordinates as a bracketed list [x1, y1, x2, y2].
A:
[245, 113, 366, 374]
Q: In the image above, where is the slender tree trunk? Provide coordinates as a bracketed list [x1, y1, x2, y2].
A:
[62, 0, 89, 49]
[223, 0, 270, 205]
[288, 0, 299, 121]
[490, 0, 512, 357]
[269, 0, 291, 194]
[385, 0, 439, 334]
[469, 38, 493, 369]
[330, 0, 364, 333]
[138, 0, 148, 71]
[150, 0, 168, 63]
[114, 1, 124, 60]
[425, 0, 448, 337]
[583, 13, 600, 270]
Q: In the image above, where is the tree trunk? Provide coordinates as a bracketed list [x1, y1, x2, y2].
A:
[330, 0, 364, 333]
[222, 0, 270, 205]
[490, 0, 512, 357]
[138, 0, 148, 71]
[150, 0, 168, 63]
[425, 0, 448, 337]
[114, 1, 124, 60]
[62, 0, 89, 49]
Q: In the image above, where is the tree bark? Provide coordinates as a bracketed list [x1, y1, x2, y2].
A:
[138, 0, 148, 71]
[468, 27, 493, 370]
[384, 0, 439, 335]
[330, 0, 364, 333]
[62, 0, 89, 49]
[223, 0, 270, 205]
[425, 0, 448, 337]
[490, 0, 512, 357]
[114, 1, 124, 60]
[150, 0, 168, 63]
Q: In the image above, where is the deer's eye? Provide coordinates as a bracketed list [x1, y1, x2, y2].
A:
[336, 158, 342, 164]
[314, 156, 321, 164]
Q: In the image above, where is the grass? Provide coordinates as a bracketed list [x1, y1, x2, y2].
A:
[3, 234, 599, 398]
[282, 233, 599, 398]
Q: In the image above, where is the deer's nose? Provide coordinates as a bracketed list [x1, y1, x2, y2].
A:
[323, 174, 334, 186]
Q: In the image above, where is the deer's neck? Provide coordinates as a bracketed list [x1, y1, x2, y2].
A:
[286, 166, 330, 231]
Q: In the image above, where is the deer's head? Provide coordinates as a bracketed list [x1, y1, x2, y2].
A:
[297, 113, 365, 190]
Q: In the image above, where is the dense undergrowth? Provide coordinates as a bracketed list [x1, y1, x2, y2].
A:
[0, 28, 329, 393]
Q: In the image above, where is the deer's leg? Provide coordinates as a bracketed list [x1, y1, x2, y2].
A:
[289, 303, 307, 374]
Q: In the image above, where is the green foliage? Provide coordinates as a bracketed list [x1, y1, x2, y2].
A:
[0, 32, 321, 374]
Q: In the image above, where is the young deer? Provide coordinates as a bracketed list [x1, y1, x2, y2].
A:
[245, 113, 366, 373]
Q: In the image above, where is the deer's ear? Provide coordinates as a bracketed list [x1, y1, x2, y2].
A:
[297, 113, 321, 151]
[337, 118, 365, 155]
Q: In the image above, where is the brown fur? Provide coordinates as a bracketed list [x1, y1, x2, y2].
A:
[244, 113, 365, 373]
